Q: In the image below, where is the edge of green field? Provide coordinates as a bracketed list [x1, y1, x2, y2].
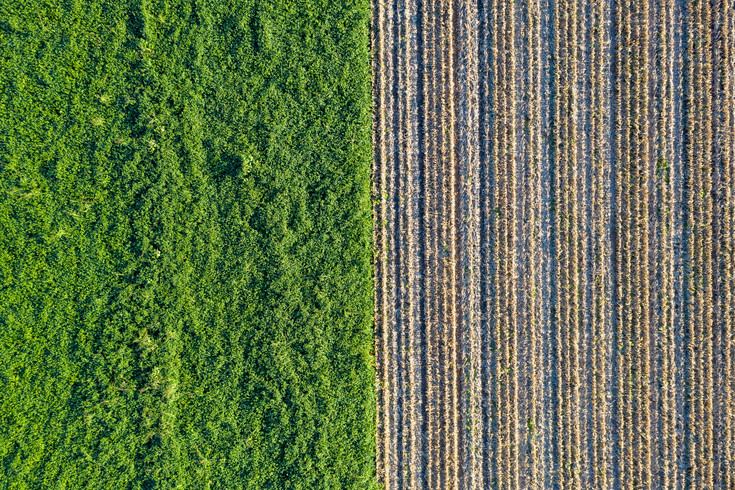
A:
[0, 1, 375, 488]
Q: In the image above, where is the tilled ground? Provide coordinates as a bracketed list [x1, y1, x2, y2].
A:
[372, 0, 735, 487]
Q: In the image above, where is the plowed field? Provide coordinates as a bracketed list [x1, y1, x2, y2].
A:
[373, 0, 735, 487]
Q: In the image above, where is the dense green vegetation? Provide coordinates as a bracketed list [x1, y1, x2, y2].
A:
[0, 0, 375, 487]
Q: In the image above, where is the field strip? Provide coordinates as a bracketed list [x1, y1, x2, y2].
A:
[373, 0, 735, 487]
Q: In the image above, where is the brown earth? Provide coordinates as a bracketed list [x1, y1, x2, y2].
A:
[372, 0, 735, 487]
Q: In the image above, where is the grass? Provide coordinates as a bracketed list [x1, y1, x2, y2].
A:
[0, 0, 375, 488]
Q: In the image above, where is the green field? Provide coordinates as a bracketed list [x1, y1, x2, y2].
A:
[0, 1, 375, 487]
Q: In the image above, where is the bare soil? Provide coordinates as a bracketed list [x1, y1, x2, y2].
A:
[373, 0, 735, 487]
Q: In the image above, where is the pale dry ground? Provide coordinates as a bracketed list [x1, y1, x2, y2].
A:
[372, 0, 735, 488]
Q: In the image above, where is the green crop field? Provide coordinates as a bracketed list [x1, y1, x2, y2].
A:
[0, 0, 375, 488]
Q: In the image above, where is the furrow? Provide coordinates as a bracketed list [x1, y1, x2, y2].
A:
[579, 3, 594, 485]
[526, 0, 544, 484]
[538, 0, 558, 484]
[613, 1, 634, 485]
[721, 3, 735, 486]
[514, 0, 544, 484]
[436, 26, 449, 476]
[404, 0, 424, 485]
[489, 0, 504, 485]
[423, 0, 441, 487]
[395, 0, 413, 484]
[657, 0, 679, 486]
[394, 0, 410, 483]
[455, 0, 480, 484]
[436, 0, 459, 485]
[551, 0, 564, 485]
[683, 0, 699, 482]
[589, 0, 612, 485]
[730, 2, 735, 483]
[646, 0, 676, 485]
[383, 0, 401, 485]
[569, 0, 583, 485]
[488, 0, 518, 485]
[670, 0, 688, 481]
[435, 0, 447, 482]
[553, 0, 582, 484]
[713, 1, 734, 485]
[373, 0, 389, 483]
[448, 0, 463, 484]
[477, 0, 495, 485]
[700, 0, 716, 483]
[686, 0, 715, 485]
[632, 0, 652, 484]
[504, 0, 519, 486]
